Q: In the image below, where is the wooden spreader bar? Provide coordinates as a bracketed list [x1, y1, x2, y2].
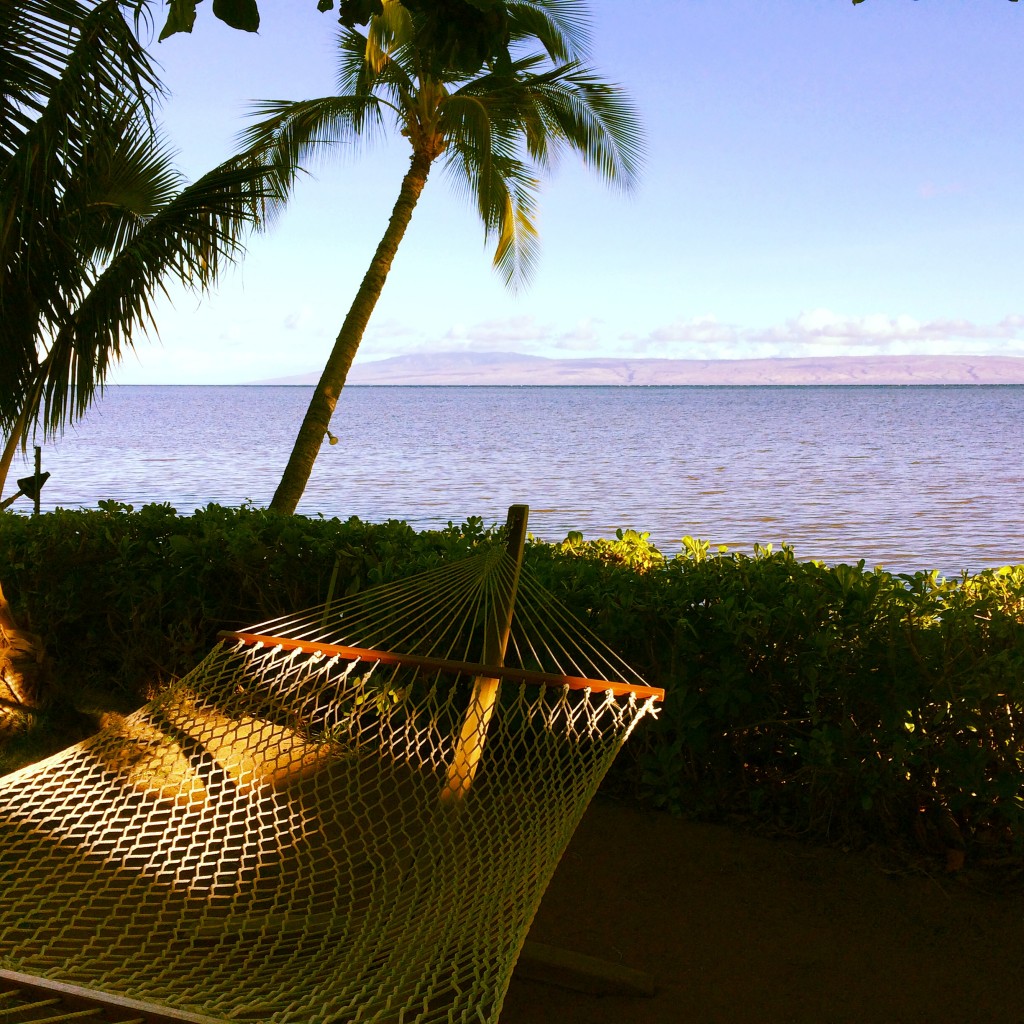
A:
[218, 631, 665, 702]
[0, 969, 225, 1024]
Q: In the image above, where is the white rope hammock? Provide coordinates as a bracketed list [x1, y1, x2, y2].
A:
[0, 506, 662, 1023]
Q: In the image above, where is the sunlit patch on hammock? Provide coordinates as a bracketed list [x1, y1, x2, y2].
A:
[0, 506, 663, 1024]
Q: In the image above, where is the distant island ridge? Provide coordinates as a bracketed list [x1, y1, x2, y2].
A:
[252, 352, 1024, 386]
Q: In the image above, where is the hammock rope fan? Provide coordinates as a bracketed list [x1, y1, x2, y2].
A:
[0, 506, 663, 1023]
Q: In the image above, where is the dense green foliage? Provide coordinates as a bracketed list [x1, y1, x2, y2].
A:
[1, 504, 1022, 877]
[1, 0, 283, 497]
[152, 0, 512, 77]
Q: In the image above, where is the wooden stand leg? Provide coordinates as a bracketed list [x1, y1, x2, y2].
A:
[441, 505, 528, 804]
[515, 940, 657, 997]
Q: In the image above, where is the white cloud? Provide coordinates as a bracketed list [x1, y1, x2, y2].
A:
[640, 315, 741, 347]
[552, 318, 602, 351]
[439, 314, 554, 350]
[634, 310, 1024, 360]
[747, 310, 1024, 352]
[319, 309, 1024, 370]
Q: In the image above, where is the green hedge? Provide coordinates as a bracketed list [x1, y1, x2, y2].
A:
[2, 504, 1023, 876]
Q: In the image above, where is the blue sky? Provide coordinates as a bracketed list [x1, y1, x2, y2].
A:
[113, 0, 1024, 383]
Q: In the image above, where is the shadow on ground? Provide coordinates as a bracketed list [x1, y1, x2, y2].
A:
[504, 800, 1024, 1024]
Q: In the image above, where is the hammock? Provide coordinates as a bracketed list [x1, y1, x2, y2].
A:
[0, 506, 663, 1023]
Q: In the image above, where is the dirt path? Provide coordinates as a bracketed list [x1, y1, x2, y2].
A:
[503, 799, 1024, 1024]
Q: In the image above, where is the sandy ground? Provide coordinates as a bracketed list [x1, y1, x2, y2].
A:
[503, 799, 1024, 1024]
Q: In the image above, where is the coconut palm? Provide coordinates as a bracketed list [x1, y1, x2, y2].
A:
[0, 0, 286, 715]
[0, 0, 285, 499]
[236, 0, 643, 514]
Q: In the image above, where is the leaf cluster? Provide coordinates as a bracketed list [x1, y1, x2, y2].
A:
[236, 0, 642, 291]
[532, 534, 1024, 879]
[0, 503, 488, 711]
[1, 1, 286, 469]
[151, 0, 514, 76]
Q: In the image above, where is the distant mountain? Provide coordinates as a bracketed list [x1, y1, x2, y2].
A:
[253, 352, 1024, 386]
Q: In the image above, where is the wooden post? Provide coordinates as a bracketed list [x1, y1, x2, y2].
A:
[441, 504, 528, 804]
[32, 446, 41, 516]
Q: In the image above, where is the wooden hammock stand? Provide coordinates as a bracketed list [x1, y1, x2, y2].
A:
[2, 506, 659, 1022]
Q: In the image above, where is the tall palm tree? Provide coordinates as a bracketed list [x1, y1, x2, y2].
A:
[1, 0, 285, 714]
[237, 0, 643, 515]
[0, 0, 285, 499]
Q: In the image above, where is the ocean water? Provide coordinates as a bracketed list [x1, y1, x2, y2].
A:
[9, 384, 1023, 576]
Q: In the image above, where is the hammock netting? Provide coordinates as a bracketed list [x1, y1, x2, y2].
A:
[0, 518, 661, 1023]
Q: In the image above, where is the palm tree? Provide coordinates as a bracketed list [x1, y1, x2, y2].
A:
[236, 0, 643, 515]
[1, 0, 284, 714]
[0, 0, 285, 499]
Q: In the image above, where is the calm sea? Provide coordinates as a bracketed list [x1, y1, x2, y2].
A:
[9, 384, 1023, 576]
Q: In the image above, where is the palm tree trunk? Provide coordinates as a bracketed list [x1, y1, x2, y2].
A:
[269, 148, 435, 515]
[0, 403, 45, 713]
[0, 404, 31, 502]
[0, 579, 44, 715]
[1, 384, 45, 717]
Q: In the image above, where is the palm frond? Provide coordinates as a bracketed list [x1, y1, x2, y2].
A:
[529, 66, 644, 191]
[451, 51, 552, 160]
[1, 0, 160, 199]
[464, 59, 644, 191]
[337, 26, 378, 98]
[58, 104, 185, 262]
[446, 60, 642, 261]
[366, 0, 415, 76]
[1, 0, 162, 414]
[36, 157, 283, 433]
[237, 94, 386, 180]
[505, 0, 592, 63]
[3, 101, 181, 409]
[442, 100, 540, 290]
[0, 1, 293, 485]
[488, 158, 541, 289]
[336, 24, 418, 123]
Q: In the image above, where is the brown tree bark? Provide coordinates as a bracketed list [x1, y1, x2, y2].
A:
[0, 404, 30, 502]
[0, 580, 44, 716]
[269, 147, 435, 515]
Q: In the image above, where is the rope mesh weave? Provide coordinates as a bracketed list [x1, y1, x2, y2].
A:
[0, 536, 660, 1023]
